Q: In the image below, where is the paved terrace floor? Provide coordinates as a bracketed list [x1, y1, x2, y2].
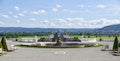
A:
[0, 41, 120, 61]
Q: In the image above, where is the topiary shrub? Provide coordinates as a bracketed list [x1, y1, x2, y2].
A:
[0, 42, 2, 48]
[1, 37, 8, 51]
[113, 36, 119, 51]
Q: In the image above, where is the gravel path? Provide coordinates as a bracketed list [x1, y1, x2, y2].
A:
[0, 41, 120, 61]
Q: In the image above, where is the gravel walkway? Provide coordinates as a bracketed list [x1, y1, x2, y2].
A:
[0, 41, 120, 61]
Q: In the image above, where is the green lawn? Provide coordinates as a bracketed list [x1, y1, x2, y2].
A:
[70, 35, 120, 41]
[19, 36, 48, 39]
[17, 35, 120, 41]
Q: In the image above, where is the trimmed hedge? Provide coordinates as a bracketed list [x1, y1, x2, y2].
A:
[113, 36, 119, 51]
[1, 37, 8, 51]
[16, 45, 80, 48]
[16, 44, 103, 48]
[0, 42, 2, 48]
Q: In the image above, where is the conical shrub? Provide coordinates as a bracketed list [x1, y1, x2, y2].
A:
[0, 42, 2, 48]
[113, 36, 119, 51]
[1, 37, 8, 51]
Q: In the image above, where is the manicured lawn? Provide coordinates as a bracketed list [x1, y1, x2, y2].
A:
[70, 35, 120, 40]
[19, 36, 48, 39]
[18, 35, 120, 41]
[70, 36, 82, 38]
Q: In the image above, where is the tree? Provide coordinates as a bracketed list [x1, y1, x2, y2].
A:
[99, 38, 102, 41]
[113, 36, 119, 51]
[88, 35, 91, 38]
[15, 32, 20, 38]
[0, 42, 2, 48]
[1, 37, 8, 51]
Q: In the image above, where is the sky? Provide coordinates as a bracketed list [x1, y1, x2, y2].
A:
[0, 0, 120, 28]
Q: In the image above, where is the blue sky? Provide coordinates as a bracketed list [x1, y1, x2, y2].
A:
[0, 0, 120, 28]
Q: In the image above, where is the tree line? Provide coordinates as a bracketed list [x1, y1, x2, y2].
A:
[0, 32, 51, 38]
[0, 31, 119, 38]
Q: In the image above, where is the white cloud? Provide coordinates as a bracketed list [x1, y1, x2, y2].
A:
[6, 16, 119, 28]
[0, 21, 4, 25]
[40, 18, 78, 28]
[29, 18, 36, 21]
[67, 23, 73, 26]
[23, 11, 27, 13]
[52, 4, 61, 12]
[14, 6, 19, 11]
[52, 8, 58, 12]
[30, 9, 46, 15]
[18, 13, 24, 17]
[30, 11, 39, 15]
[110, 6, 120, 11]
[85, 10, 89, 12]
[69, 10, 78, 13]
[62, 9, 80, 13]
[37, 18, 120, 28]
[56, 4, 61, 8]
[41, 22, 56, 27]
[66, 17, 84, 22]
[13, 15, 18, 19]
[48, 22, 56, 26]
[56, 18, 120, 28]
[86, 18, 120, 28]
[16, 20, 20, 23]
[1, 15, 9, 19]
[57, 18, 67, 23]
[38, 10, 46, 14]
[44, 22, 56, 27]
[76, 23, 89, 28]
[74, 18, 84, 21]
[66, 18, 73, 21]
[96, 4, 106, 8]
[43, 19, 49, 23]
[62, 9, 83, 13]
[41, 19, 56, 27]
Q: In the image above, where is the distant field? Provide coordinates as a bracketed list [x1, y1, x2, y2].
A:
[19, 36, 48, 39]
[70, 35, 120, 41]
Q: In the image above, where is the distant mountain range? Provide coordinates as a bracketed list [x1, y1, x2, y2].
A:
[0, 24, 120, 32]
[0, 27, 94, 32]
[98, 24, 120, 32]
